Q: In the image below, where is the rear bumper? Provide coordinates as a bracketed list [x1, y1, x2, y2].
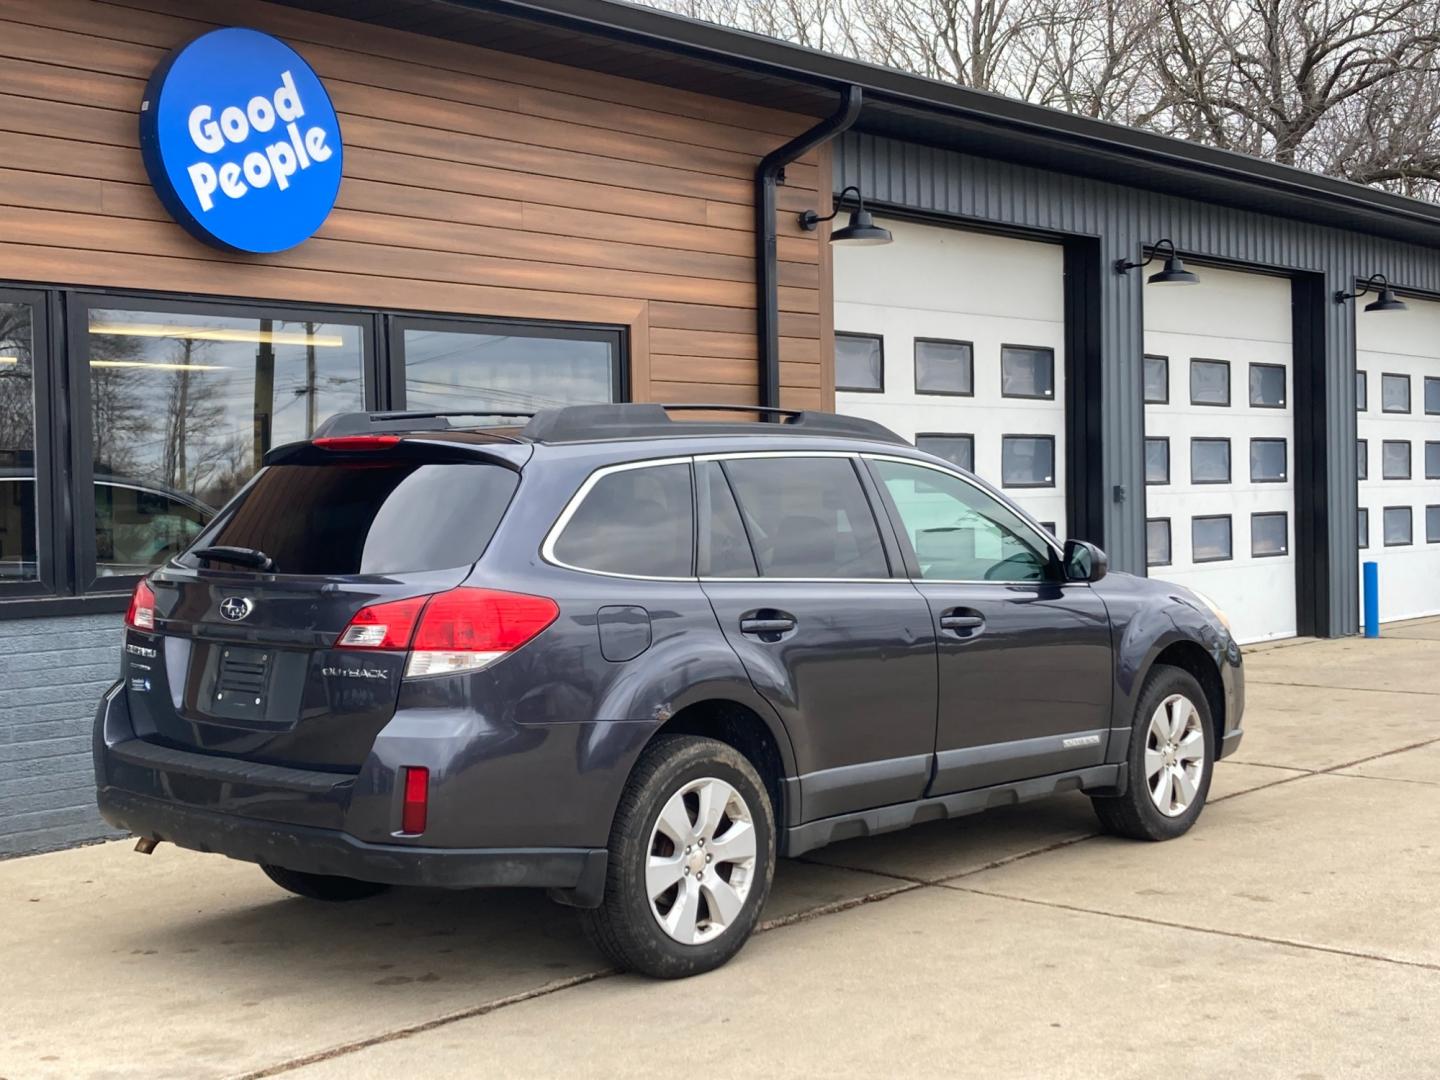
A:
[97, 785, 607, 902]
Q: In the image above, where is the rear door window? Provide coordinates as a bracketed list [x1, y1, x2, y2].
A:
[183, 462, 518, 576]
[720, 456, 888, 579]
[697, 461, 757, 578]
[552, 461, 694, 577]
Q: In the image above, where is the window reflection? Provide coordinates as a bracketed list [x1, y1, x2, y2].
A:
[87, 307, 365, 576]
[403, 325, 616, 412]
[0, 302, 37, 580]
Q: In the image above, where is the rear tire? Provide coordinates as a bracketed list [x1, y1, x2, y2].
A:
[582, 735, 775, 979]
[260, 864, 391, 901]
[1091, 665, 1214, 841]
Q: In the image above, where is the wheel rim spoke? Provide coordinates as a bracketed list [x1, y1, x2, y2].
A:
[708, 819, 756, 864]
[646, 854, 686, 901]
[694, 779, 729, 842]
[1174, 766, 1198, 807]
[700, 876, 744, 928]
[663, 877, 702, 943]
[1152, 766, 1174, 811]
[654, 792, 693, 847]
[1144, 747, 1165, 779]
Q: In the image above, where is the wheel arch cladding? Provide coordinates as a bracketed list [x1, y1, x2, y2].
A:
[650, 699, 790, 833]
[1149, 640, 1225, 749]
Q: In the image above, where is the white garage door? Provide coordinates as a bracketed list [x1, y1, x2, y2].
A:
[1143, 266, 1296, 643]
[834, 220, 1067, 537]
[1356, 298, 1440, 623]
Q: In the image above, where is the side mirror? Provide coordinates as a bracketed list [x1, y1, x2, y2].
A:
[1063, 539, 1108, 583]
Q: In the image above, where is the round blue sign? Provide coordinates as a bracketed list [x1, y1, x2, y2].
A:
[139, 28, 343, 254]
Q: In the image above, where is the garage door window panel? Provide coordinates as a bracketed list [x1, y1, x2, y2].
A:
[552, 462, 694, 578]
[1145, 437, 1170, 485]
[1357, 371, 1367, 412]
[1426, 376, 1440, 415]
[1001, 435, 1055, 488]
[1250, 439, 1288, 483]
[1429, 506, 1440, 544]
[836, 333, 884, 393]
[1191, 438, 1232, 484]
[1249, 363, 1286, 408]
[721, 457, 888, 579]
[1359, 508, 1370, 549]
[1146, 518, 1171, 567]
[916, 434, 974, 472]
[1000, 346, 1054, 400]
[1143, 355, 1169, 404]
[1358, 440, 1368, 481]
[1251, 512, 1288, 557]
[1192, 515, 1233, 562]
[1190, 359, 1231, 406]
[1425, 441, 1440, 480]
[1383, 506, 1413, 547]
[914, 339, 974, 397]
[1382, 441, 1411, 480]
[871, 458, 1053, 583]
[1381, 373, 1411, 414]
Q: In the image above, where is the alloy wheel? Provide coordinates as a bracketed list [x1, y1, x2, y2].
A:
[1145, 693, 1206, 817]
[645, 776, 757, 945]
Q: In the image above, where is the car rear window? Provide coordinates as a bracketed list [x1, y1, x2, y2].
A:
[551, 462, 694, 577]
[181, 462, 518, 576]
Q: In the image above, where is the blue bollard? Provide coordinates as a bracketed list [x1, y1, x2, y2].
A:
[1363, 560, 1380, 638]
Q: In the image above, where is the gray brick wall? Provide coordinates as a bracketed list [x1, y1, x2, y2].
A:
[0, 613, 125, 857]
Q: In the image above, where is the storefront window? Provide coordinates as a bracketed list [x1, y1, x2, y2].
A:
[0, 302, 36, 581]
[400, 320, 619, 412]
[86, 306, 365, 577]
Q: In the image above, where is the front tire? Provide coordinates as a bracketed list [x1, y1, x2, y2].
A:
[582, 735, 775, 978]
[1092, 665, 1214, 841]
[260, 864, 391, 901]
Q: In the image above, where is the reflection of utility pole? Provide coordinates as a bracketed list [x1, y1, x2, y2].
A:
[173, 339, 193, 488]
[305, 320, 317, 436]
[254, 319, 274, 464]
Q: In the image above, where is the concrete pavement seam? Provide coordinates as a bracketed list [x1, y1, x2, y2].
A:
[1246, 679, 1440, 698]
[939, 885, 1440, 974]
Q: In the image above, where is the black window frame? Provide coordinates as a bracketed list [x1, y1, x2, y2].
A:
[1380, 372, 1411, 414]
[0, 287, 59, 603]
[1248, 362, 1287, 409]
[1382, 505, 1413, 547]
[1000, 433, 1057, 489]
[1249, 438, 1288, 484]
[1143, 354, 1169, 405]
[1144, 436, 1170, 486]
[1358, 507, 1369, 549]
[1356, 370, 1367, 412]
[999, 344, 1056, 401]
[1428, 505, 1440, 545]
[835, 331, 885, 393]
[1381, 440, 1411, 481]
[1191, 514, 1234, 563]
[1189, 358, 1231, 407]
[1146, 517, 1172, 568]
[1358, 438, 1368, 481]
[1190, 437, 1232, 485]
[1251, 511, 1289, 558]
[913, 337, 974, 398]
[914, 432, 976, 473]
[1426, 375, 1440, 416]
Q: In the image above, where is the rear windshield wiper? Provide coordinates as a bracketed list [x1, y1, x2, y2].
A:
[194, 546, 277, 573]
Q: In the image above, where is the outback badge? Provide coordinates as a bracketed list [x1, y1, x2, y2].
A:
[219, 596, 254, 623]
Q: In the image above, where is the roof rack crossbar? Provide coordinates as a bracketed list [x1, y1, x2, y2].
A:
[312, 409, 537, 438]
[518, 403, 908, 445]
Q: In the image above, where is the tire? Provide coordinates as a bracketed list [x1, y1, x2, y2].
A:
[1091, 665, 1215, 841]
[260, 864, 391, 901]
[582, 734, 776, 979]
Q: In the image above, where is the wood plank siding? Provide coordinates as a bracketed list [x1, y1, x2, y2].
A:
[0, 0, 834, 408]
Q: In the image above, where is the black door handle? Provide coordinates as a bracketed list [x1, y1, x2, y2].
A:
[740, 617, 797, 635]
[939, 609, 985, 635]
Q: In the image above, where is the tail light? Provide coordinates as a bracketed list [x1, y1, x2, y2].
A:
[125, 579, 157, 632]
[401, 766, 429, 834]
[337, 587, 559, 679]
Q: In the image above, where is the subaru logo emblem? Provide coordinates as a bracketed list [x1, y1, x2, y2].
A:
[219, 596, 254, 623]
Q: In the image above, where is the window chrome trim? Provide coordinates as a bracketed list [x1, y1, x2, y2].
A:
[540, 456, 698, 581]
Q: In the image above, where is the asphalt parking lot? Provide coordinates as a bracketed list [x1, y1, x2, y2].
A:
[3, 621, 1438, 1080]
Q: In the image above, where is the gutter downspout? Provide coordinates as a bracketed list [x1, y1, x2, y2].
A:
[755, 85, 863, 413]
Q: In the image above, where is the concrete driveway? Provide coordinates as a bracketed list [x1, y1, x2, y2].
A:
[3, 622, 1438, 1079]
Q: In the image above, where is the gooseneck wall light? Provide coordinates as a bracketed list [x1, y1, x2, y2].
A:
[798, 185, 893, 245]
[1335, 273, 1407, 312]
[1114, 238, 1200, 285]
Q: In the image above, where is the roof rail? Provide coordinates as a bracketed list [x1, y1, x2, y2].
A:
[311, 410, 536, 438]
[519, 403, 908, 445]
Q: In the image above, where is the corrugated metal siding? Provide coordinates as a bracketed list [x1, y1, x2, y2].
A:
[0, 614, 123, 856]
[839, 132, 1440, 635]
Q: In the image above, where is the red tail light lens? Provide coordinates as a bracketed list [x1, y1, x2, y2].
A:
[313, 435, 401, 451]
[337, 595, 428, 650]
[401, 766, 429, 835]
[125, 579, 157, 632]
[406, 588, 559, 678]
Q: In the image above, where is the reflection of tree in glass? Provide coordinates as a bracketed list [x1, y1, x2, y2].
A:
[90, 333, 151, 479]
[0, 304, 33, 466]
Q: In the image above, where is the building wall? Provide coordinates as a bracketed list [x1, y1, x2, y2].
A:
[0, 613, 123, 856]
[839, 131, 1440, 634]
[0, 0, 828, 408]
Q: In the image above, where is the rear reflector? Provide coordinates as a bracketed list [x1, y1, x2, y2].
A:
[125, 579, 157, 632]
[313, 435, 401, 451]
[407, 587, 559, 678]
[401, 766, 429, 835]
[337, 595, 428, 650]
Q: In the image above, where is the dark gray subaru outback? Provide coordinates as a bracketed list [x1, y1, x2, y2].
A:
[95, 404, 1243, 977]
